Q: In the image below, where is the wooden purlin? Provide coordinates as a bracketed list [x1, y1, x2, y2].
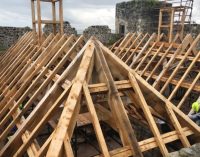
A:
[0, 33, 199, 157]
[112, 32, 200, 114]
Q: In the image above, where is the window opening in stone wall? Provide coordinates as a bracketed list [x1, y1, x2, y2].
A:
[119, 24, 125, 36]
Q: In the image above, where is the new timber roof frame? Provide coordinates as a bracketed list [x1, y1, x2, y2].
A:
[31, 0, 64, 45]
[0, 33, 200, 156]
[111, 32, 200, 114]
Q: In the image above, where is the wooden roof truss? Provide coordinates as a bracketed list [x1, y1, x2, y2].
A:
[0, 32, 199, 156]
[111, 32, 200, 114]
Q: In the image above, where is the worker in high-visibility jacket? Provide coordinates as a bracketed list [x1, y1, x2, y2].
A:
[189, 101, 200, 125]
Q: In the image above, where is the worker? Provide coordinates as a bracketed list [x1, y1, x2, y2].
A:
[189, 101, 200, 126]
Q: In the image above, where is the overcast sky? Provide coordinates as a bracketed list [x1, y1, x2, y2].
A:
[0, 0, 199, 31]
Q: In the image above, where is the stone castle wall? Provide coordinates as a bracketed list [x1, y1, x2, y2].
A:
[115, 0, 168, 35]
[0, 26, 31, 50]
[185, 24, 200, 50]
[43, 21, 77, 35]
[1, 1, 200, 50]
[185, 24, 200, 37]
[83, 25, 121, 45]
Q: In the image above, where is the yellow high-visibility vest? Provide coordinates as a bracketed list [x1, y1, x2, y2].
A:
[192, 102, 200, 113]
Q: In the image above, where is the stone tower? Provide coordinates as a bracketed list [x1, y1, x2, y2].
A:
[115, 0, 166, 35]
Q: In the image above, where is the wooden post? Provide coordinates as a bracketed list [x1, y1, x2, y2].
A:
[52, 1, 56, 35]
[30, 0, 64, 44]
[31, 0, 37, 44]
[95, 42, 143, 157]
[129, 72, 169, 157]
[47, 43, 94, 156]
[169, 8, 175, 43]
[36, 0, 42, 45]
[158, 10, 162, 41]
[83, 82, 110, 157]
[59, 0, 64, 35]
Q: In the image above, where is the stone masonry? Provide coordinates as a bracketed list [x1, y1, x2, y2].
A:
[115, 0, 167, 35]
[185, 24, 200, 37]
[43, 21, 77, 35]
[169, 143, 200, 157]
[0, 26, 31, 50]
[185, 24, 200, 49]
[83, 25, 120, 45]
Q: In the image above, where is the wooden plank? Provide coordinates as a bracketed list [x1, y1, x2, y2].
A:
[130, 33, 156, 68]
[145, 43, 173, 82]
[59, 0, 64, 35]
[52, 1, 57, 34]
[158, 10, 162, 40]
[46, 42, 94, 156]
[125, 33, 149, 64]
[36, 0, 42, 44]
[114, 45, 200, 62]
[114, 33, 132, 55]
[96, 127, 193, 157]
[160, 35, 200, 94]
[95, 42, 143, 157]
[139, 43, 164, 76]
[128, 72, 169, 156]
[178, 71, 200, 108]
[116, 33, 136, 57]
[169, 9, 175, 42]
[135, 42, 157, 71]
[13, 82, 72, 157]
[31, 0, 37, 42]
[83, 82, 110, 157]
[89, 80, 131, 93]
[121, 33, 143, 61]
[64, 135, 74, 157]
[168, 49, 200, 101]
[137, 70, 200, 92]
[165, 103, 190, 147]
[152, 34, 193, 88]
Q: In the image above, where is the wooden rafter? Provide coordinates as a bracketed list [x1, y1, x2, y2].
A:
[112, 32, 200, 114]
[0, 32, 199, 157]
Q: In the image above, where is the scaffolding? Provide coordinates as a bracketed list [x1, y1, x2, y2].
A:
[31, 0, 64, 45]
[158, 0, 194, 42]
